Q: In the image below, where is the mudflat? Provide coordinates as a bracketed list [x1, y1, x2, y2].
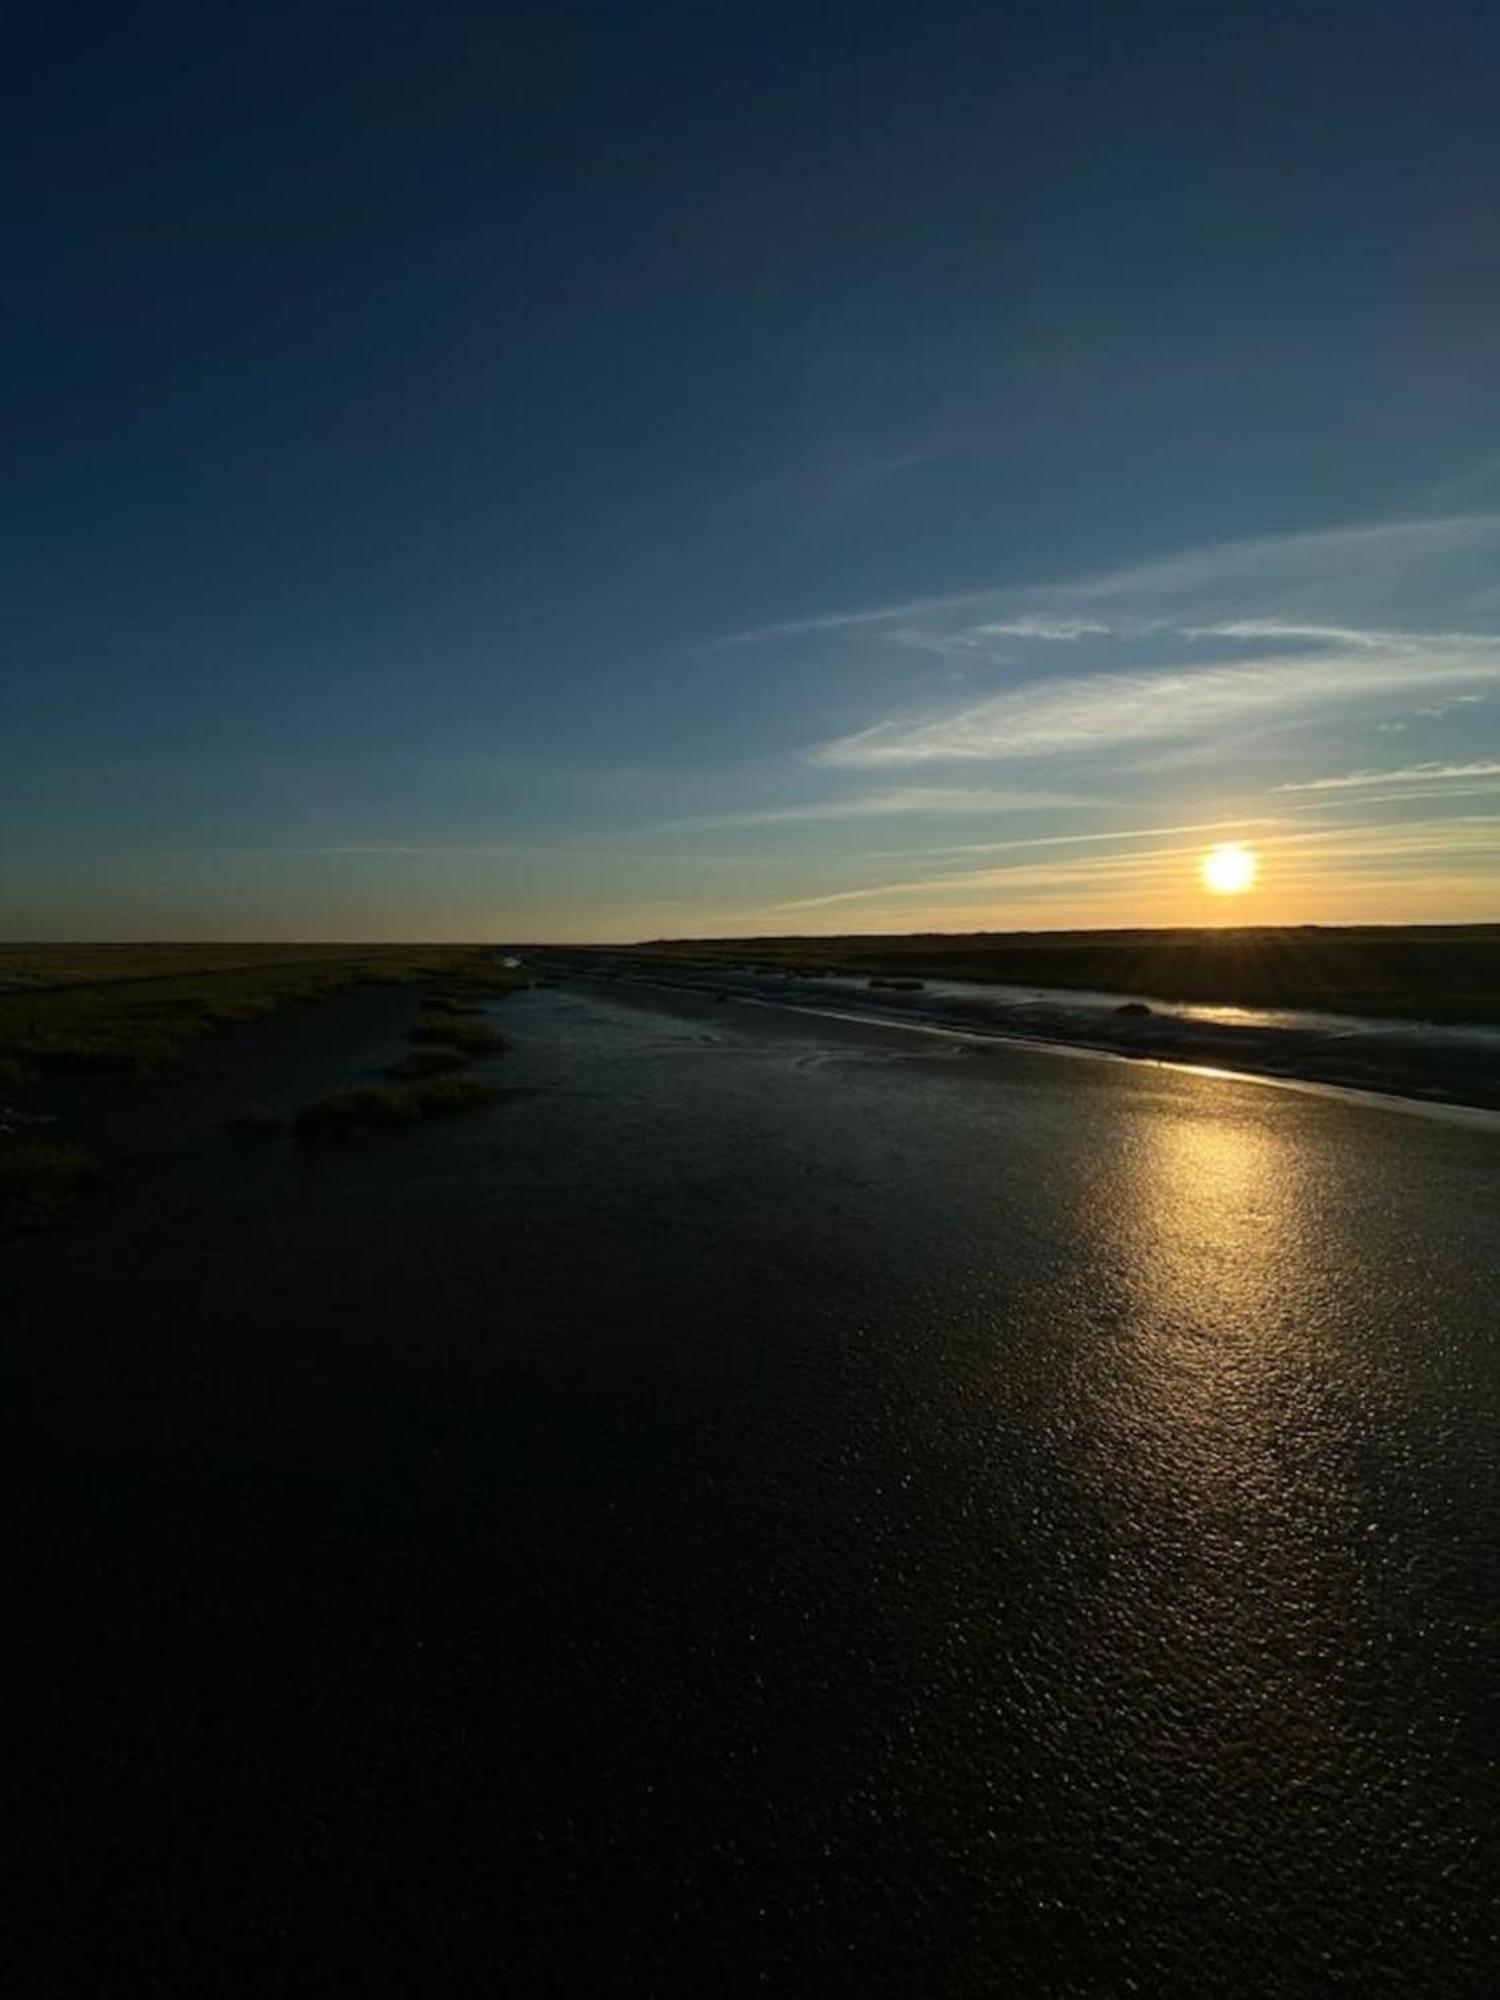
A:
[536, 946, 1500, 1111]
[623, 923, 1500, 1023]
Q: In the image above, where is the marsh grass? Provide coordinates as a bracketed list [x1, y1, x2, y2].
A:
[295, 1084, 423, 1142]
[410, 1014, 508, 1054]
[227, 1106, 285, 1133]
[409, 1071, 499, 1115]
[0, 946, 504, 1082]
[0, 942, 459, 995]
[294, 1071, 498, 1144]
[0, 948, 523, 1210]
[391, 1045, 472, 1078]
[296, 969, 510, 1139]
[0, 1142, 107, 1235]
[438, 962, 528, 996]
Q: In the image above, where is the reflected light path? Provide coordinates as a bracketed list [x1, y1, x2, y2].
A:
[1050, 1078, 1450, 1920]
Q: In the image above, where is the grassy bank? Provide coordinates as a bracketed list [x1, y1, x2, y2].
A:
[0, 945, 502, 1081]
[0, 1138, 106, 1236]
[1, 944, 525, 1232]
[619, 924, 1500, 1024]
[0, 941, 485, 997]
[293, 957, 518, 1142]
[294, 1072, 500, 1143]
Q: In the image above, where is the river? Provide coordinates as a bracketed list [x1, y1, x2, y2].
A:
[6, 979, 1499, 1994]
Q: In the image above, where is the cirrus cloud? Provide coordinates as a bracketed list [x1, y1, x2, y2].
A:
[813, 634, 1500, 768]
[647, 785, 1095, 832]
[1276, 759, 1500, 792]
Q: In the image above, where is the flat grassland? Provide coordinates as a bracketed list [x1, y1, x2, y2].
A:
[1, 943, 521, 1234]
[622, 924, 1500, 1024]
[0, 941, 481, 998]
[0, 943, 489, 1078]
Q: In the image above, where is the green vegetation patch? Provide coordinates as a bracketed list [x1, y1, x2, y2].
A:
[0, 946, 506, 1083]
[227, 1106, 285, 1133]
[295, 1083, 424, 1142]
[0, 942, 467, 996]
[294, 1071, 499, 1145]
[434, 962, 529, 996]
[0, 1142, 107, 1236]
[410, 1013, 508, 1054]
[390, 1044, 473, 1078]
[407, 1071, 499, 1116]
[417, 994, 483, 1017]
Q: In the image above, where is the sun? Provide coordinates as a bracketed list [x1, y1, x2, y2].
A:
[1200, 842, 1258, 896]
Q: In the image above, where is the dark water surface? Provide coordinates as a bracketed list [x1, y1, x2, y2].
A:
[6, 985, 1499, 1994]
[544, 953, 1500, 1108]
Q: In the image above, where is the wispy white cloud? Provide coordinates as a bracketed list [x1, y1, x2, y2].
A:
[773, 815, 1500, 913]
[969, 616, 1111, 642]
[1181, 620, 1397, 649]
[1276, 760, 1500, 793]
[648, 786, 1094, 832]
[865, 814, 1293, 861]
[823, 442, 954, 505]
[716, 512, 1500, 650]
[234, 844, 765, 868]
[1051, 514, 1500, 613]
[814, 636, 1500, 768]
[1292, 783, 1500, 810]
[698, 512, 1500, 930]
[1415, 693, 1486, 717]
[703, 512, 1500, 792]
[710, 587, 995, 650]
[1180, 619, 1500, 657]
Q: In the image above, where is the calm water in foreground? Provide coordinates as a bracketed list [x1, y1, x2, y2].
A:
[6, 982, 1499, 1995]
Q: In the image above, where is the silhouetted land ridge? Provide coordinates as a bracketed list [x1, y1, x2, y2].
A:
[627, 924, 1500, 1024]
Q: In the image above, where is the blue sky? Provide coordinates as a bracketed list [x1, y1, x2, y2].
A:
[4, 0, 1498, 938]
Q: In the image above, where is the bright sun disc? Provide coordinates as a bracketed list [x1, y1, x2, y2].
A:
[1201, 842, 1258, 895]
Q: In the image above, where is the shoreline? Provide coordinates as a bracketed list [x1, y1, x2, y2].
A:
[538, 957, 1500, 1117]
[754, 994, 1500, 1131]
[617, 924, 1500, 1027]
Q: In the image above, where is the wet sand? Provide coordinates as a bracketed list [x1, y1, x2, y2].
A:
[5, 983, 1499, 1994]
[538, 953, 1500, 1111]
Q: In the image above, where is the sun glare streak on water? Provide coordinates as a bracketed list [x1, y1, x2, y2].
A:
[1041, 1081, 1468, 1909]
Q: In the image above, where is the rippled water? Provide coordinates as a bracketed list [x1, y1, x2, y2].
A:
[491, 986, 1500, 1993]
[7, 982, 1499, 1993]
[804, 967, 1500, 1047]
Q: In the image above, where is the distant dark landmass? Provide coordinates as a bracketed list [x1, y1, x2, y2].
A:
[620, 924, 1500, 1026]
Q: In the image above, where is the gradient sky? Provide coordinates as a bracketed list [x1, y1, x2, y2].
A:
[5, 0, 1499, 940]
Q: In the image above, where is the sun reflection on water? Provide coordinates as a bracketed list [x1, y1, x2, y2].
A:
[1074, 1080, 1387, 1750]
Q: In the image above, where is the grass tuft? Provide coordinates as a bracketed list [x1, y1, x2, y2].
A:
[391, 1045, 472, 1078]
[227, 1106, 285, 1133]
[410, 1014, 507, 1054]
[294, 1084, 424, 1143]
[408, 1071, 499, 1117]
[294, 1071, 498, 1144]
[0, 946, 520, 1085]
[0, 1142, 107, 1235]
